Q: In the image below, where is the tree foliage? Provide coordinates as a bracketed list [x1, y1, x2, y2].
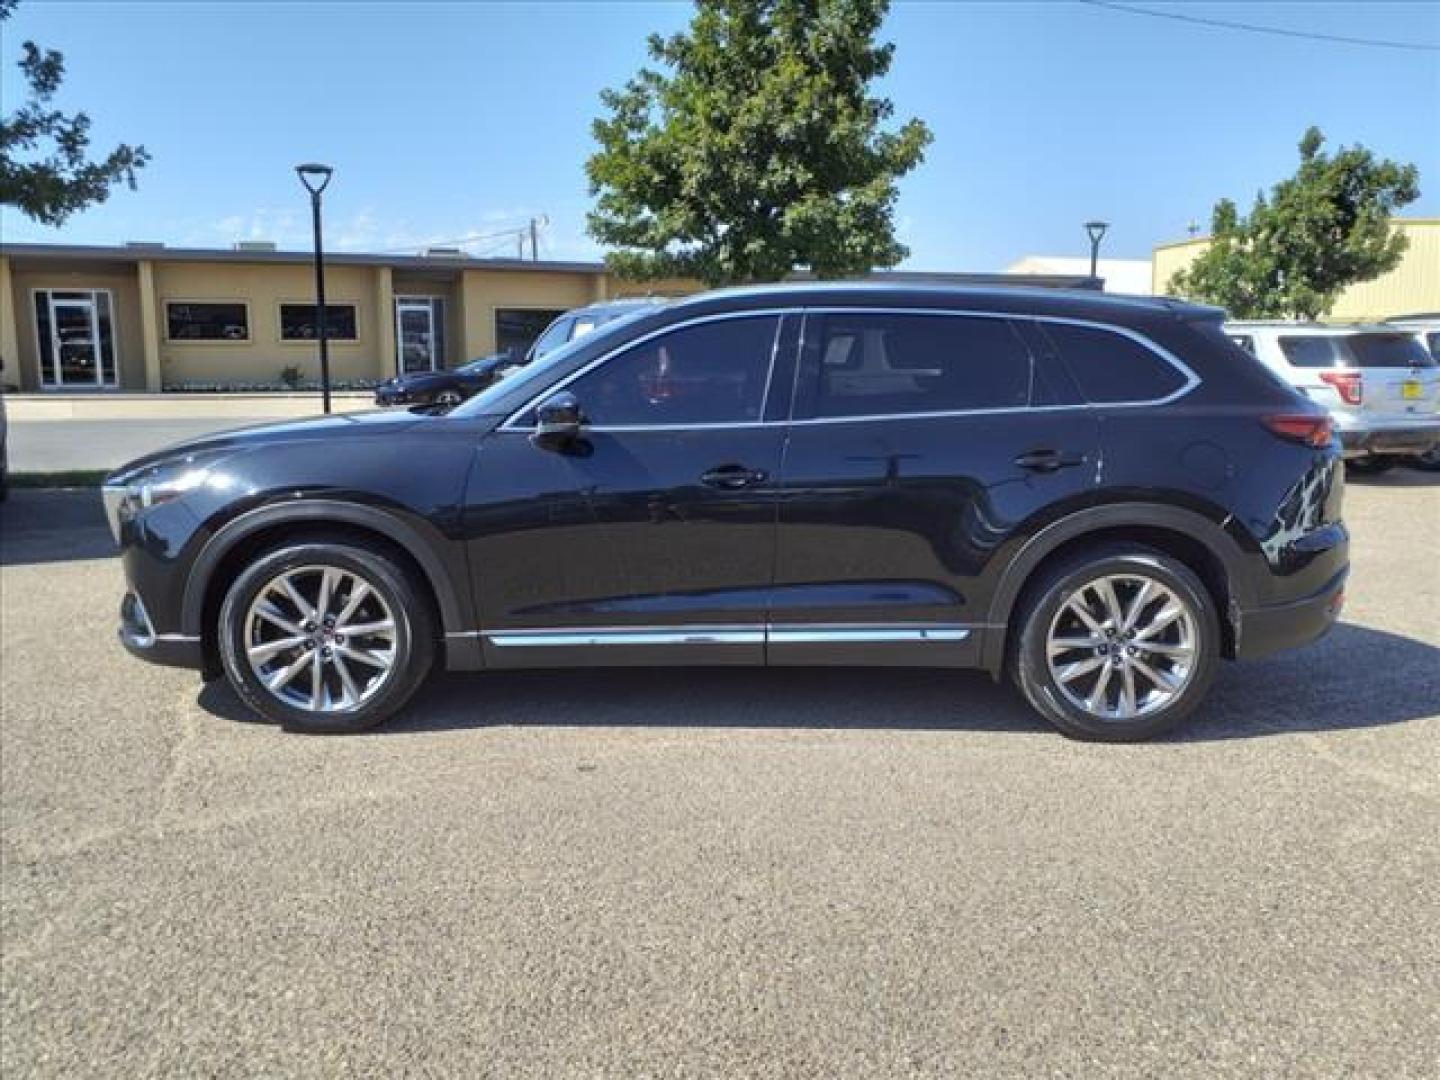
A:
[586, 0, 931, 286]
[1170, 127, 1419, 320]
[0, 0, 150, 227]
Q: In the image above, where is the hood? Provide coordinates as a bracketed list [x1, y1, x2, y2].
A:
[107, 408, 428, 481]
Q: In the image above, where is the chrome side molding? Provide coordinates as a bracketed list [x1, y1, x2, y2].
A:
[479, 624, 972, 648]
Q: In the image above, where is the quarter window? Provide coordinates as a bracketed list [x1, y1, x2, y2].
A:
[566, 316, 779, 426]
[804, 313, 1039, 418]
[165, 302, 249, 342]
[279, 303, 358, 341]
[1041, 322, 1187, 403]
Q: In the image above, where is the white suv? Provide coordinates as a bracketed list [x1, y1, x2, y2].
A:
[1225, 322, 1440, 472]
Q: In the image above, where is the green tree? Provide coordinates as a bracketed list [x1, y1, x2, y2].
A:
[0, 0, 150, 227]
[586, 0, 931, 286]
[1170, 127, 1419, 320]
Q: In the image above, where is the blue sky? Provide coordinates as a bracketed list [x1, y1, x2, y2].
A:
[2, 1, 1437, 270]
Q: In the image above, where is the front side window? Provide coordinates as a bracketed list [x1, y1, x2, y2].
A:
[165, 302, 249, 342]
[565, 315, 779, 426]
[803, 313, 1038, 418]
[1041, 322, 1187, 403]
[279, 303, 358, 341]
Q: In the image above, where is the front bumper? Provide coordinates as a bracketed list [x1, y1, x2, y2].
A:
[1336, 418, 1440, 459]
[118, 591, 205, 670]
[1235, 566, 1348, 661]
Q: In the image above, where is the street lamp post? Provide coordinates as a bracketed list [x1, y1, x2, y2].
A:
[296, 163, 335, 413]
[1085, 219, 1110, 283]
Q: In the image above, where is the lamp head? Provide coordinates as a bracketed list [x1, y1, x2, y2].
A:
[1084, 219, 1110, 245]
[295, 163, 334, 195]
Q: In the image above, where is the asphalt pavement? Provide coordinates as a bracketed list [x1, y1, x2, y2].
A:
[1, 475, 1437, 1077]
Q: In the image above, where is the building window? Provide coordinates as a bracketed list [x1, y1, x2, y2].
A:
[33, 289, 119, 389]
[279, 303, 359, 341]
[495, 308, 565, 361]
[165, 301, 250, 342]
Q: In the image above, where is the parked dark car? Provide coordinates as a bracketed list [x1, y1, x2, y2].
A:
[103, 284, 1347, 740]
[374, 352, 514, 409]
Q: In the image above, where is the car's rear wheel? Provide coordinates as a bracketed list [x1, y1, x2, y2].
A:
[435, 389, 463, 409]
[1011, 545, 1219, 741]
[1346, 455, 1395, 475]
[217, 539, 435, 733]
[1411, 445, 1440, 472]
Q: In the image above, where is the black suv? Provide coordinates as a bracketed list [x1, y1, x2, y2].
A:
[104, 285, 1347, 741]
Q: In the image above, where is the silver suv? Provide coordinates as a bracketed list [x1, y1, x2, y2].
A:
[1225, 322, 1440, 472]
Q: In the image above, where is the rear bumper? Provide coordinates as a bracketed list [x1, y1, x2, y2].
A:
[1235, 565, 1348, 661]
[1336, 418, 1440, 458]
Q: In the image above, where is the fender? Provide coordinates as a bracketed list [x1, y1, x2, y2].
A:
[979, 501, 1258, 673]
[180, 498, 475, 641]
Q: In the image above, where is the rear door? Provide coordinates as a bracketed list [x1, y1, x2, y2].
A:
[770, 309, 1099, 667]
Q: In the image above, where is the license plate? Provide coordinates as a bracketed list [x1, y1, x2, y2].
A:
[1402, 380, 1422, 400]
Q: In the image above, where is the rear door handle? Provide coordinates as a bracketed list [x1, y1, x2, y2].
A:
[701, 464, 769, 489]
[1014, 449, 1085, 473]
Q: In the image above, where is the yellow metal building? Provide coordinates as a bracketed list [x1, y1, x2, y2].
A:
[1152, 217, 1440, 322]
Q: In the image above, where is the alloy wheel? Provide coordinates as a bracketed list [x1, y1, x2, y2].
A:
[1045, 573, 1198, 721]
[243, 565, 398, 712]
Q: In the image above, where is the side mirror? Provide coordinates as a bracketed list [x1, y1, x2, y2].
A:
[533, 391, 583, 444]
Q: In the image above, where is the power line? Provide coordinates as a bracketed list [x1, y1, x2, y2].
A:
[1076, 0, 1440, 53]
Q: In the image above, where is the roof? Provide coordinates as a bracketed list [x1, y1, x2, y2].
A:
[665, 280, 1219, 324]
[1224, 320, 1413, 334]
[0, 241, 607, 275]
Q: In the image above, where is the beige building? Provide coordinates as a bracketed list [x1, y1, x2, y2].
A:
[1152, 217, 1440, 322]
[0, 242, 696, 393]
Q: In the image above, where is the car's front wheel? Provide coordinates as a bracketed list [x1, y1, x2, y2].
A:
[217, 538, 435, 733]
[1011, 545, 1220, 741]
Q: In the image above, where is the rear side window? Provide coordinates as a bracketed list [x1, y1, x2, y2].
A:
[804, 313, 1040, 418]
[1427, 332, 1440, 359]
[1040, 322, 1188, 404]
[1279, 333, 1435, 369]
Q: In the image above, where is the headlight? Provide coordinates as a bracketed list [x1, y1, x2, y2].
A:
[103, 451, 233, 541]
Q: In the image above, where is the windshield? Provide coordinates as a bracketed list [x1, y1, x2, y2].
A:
[451, 304, 660, 417]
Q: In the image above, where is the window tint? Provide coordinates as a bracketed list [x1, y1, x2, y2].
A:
[567, 315, 778, 426]
[1279, 333, 1435, 369]
[1426, 332, 1440, 360]
[497, 308, 566, 360]
[1042, 322, 1186, 403]
[807, 313, 1037, 418]
[279, 303, 358, 341]
[165, 302, 249, 341]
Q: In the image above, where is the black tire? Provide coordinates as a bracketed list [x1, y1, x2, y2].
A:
[1411, 446, 1440, 472]
[1010, 544, 1220, 742]
[435, 389, 463, 409]
[1346, 456, 1395, 475]
[217, 538, 436, 733]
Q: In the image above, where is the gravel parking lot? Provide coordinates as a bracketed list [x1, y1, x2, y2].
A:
[2, 475, 1437, 1077]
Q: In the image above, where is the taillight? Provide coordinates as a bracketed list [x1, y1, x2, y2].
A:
[1263, 414, 1334, 448]
[1318, 370, 1363, 405]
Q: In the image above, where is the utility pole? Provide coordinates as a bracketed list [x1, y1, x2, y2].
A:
[530, 218, 539, 262]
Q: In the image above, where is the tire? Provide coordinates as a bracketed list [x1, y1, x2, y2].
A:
[1346, 456, 1395, 475]
[1411, 445, 1440, 472]
[435, 389, 463, 409]
[1010, 544, 1220, 742]
[217, 538, 436, 733]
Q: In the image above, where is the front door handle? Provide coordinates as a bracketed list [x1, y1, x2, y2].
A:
[701, 464, 769, 489]
[1014, 449, 1086, 473]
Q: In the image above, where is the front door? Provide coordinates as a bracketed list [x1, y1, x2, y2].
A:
[770, 310, 1099, 666]
[463, 313, 793, 667]
[395, 297, 443, 374]
[38, 290, 118, 389]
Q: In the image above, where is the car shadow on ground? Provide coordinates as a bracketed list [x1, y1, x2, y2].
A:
[0, 489, 117, 566]
[196, 621, 1439, 743]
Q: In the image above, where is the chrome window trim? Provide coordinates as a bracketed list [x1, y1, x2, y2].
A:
[499, 305, 1201, 432]
[479, 623, 973, 648]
